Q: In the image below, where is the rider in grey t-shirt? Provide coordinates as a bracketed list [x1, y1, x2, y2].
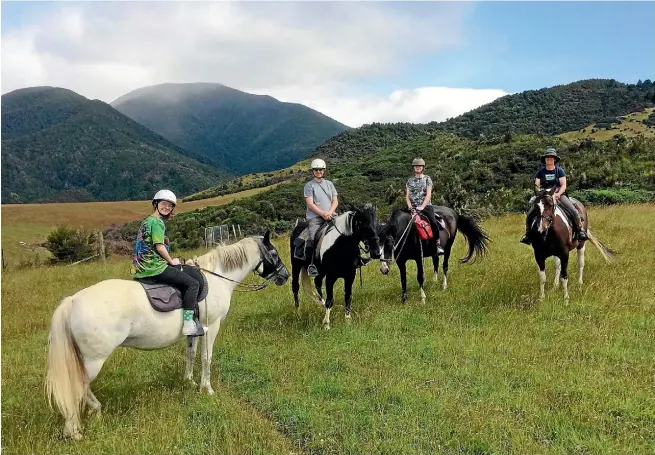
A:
[303, 158, 338, 277]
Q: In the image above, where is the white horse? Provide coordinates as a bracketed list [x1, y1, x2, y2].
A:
[45, 232, 289, 440]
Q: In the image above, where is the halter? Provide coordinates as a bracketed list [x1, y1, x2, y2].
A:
[186, 237, 286, 292]
[380, 214, 415, 266]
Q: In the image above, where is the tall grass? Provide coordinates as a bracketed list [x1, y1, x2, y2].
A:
[2, 204, 654, 454]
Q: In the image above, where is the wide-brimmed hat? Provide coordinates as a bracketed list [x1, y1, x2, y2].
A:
[541, 147, 560, 164]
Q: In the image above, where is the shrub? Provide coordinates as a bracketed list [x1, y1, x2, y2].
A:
[45, 226, 95, 264]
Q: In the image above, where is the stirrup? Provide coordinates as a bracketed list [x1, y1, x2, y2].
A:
[307, 263, 319, 277]
[183, 318, 205, 337]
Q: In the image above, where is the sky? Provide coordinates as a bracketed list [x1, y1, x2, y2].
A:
[2, 1, 654, 128]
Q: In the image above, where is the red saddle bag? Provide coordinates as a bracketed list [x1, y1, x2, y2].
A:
[414, 214, 433, 240]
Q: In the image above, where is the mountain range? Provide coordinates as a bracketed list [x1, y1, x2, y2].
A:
[111, 83, 349, 174]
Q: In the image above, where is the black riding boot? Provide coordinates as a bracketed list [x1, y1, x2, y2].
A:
[574, 215, 588, 241]
[305, 241, 319, 277]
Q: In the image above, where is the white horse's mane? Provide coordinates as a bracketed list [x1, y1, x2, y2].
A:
[194, 237, 260, 272]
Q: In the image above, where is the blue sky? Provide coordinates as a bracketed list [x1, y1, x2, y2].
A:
[2, 1, 654, 126]
[375, 2, 655, 94]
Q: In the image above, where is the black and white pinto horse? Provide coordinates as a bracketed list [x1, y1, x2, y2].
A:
[290, 204, 382, 329]
[527, 187, 616, 301]
[378, 206, 490, 303]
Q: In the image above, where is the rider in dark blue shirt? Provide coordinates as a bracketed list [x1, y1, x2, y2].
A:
[520, 148, 588, 244]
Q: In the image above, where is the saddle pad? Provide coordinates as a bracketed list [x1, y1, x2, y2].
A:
[136, 268, 208, 313]
[139, 283, 182, 312]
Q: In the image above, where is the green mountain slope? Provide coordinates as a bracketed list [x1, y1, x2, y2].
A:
[1, 87, 230, 203]
[110, 83, 349, 175]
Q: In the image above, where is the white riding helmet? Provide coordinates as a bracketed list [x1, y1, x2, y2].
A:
[310, 158, 326, 170]
[152, 189, 177, 207]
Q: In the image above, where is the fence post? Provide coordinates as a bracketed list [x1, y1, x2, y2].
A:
[238, 225, 242, 238]
[1, 248, 6, 269]
[98, 230, 106, 262]
[232, 224, 237, 239]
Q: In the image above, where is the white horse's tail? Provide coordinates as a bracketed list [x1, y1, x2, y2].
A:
[45, 296, 86, 431]
[300, 267, 323, 305]
[586, 228, 617, 264]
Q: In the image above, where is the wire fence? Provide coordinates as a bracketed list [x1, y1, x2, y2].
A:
[204, 224, 244, 248]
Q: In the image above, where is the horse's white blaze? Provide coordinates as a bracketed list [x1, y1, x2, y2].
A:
[537, 201, 546, 232]
[319, 212, 352, 260]
[538, 269, 546, 298]
[553, 257, 562, 289]
[577, 243, 586, 285]
[380, 262, 389, 275]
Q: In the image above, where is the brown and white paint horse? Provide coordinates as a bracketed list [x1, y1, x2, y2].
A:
[527, 187, 616, 301]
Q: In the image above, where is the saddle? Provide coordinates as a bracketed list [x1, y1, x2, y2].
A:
[135, 266, 209, 313]
[292, 219, 329, 261]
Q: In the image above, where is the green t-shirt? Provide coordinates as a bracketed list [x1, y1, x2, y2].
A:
[131, 215, 169, 278]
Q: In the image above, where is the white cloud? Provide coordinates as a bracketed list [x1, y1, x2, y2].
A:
[1, 2, 506, 126]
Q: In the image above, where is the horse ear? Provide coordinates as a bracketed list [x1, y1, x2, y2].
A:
[263, 230, 271, 244]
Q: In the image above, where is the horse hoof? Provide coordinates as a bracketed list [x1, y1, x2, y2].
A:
[345, 314, 352, 324]
[64, 424, 82, 441]
[201, 385, 215, 395]
[401, 293, 408, 303]
[186, 378, 197, 387]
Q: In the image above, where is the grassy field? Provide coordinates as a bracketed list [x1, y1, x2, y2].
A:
[559, 107, 655, 141]
[2, 203, 654, 454]
[0, 184, 278, 268]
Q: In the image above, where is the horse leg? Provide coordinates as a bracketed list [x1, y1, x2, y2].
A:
[185, 336, 199, 385]
[417, 259, 426, 303]
[291, 261, 301, 309]
[534, 253, 547, 300]
[398, 260, 408, 303]
[80, 357, 109, 426]
[553, 257, 562, 290]
[577, 243, 586, 285]
[344, 269, 356, 322]
[323, 274, 337, 330]
[432, 255, 440, 282]
[199, 320, 221, 395]
[560, 254, 570, 302]
[86, 388, 102, 417]
[442, 244, 452, 291]
[315, 275, 325, 303]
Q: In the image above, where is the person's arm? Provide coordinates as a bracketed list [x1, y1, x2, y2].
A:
[406, 187, 413, 210]
[555, 176, 567, 199]
[156, 243, 179, 265]
[418, 177, 433, 210]
[152, 220, 179, 265]
[328, 195, 338, 217]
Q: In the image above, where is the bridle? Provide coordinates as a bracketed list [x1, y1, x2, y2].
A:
[185, 237, 287, 292]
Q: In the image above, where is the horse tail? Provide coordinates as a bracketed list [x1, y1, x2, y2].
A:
[45, 296, 87, 432]
[300, 267, 323, 305]
[455, 214, 491, 263]
[586, 228, 617, 264]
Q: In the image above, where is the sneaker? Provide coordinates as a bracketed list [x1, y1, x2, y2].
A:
[577, 230, 589, 241]
[520, 235, 531, 245]
[307, 263, 319, 277]
[183, 319, 205, 337]
[436, 245, 445, 255]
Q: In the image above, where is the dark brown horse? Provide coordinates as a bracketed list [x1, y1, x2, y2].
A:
[527, 187, 616, 301]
